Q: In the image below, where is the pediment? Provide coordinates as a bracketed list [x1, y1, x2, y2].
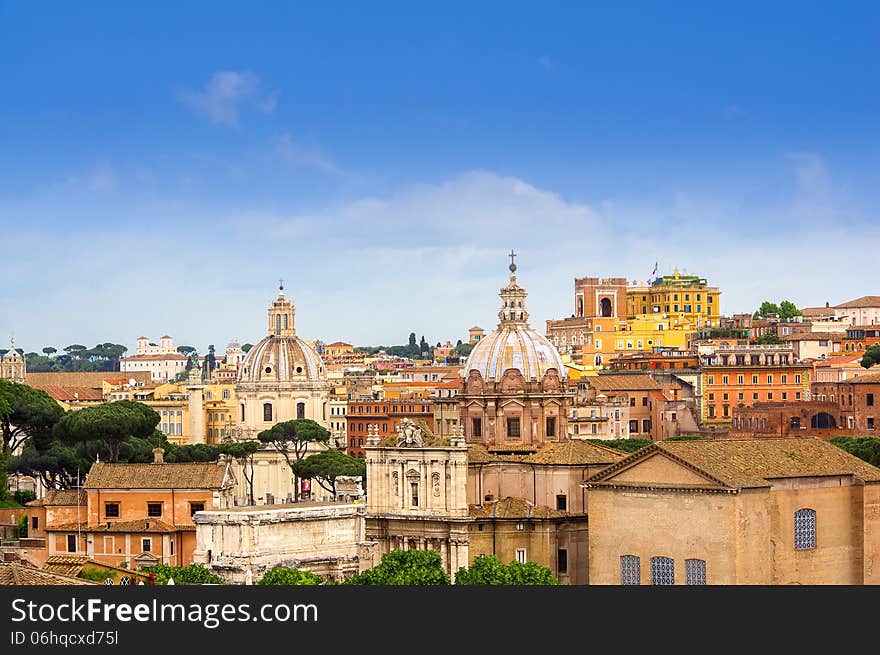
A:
[598, 452, 724, 488]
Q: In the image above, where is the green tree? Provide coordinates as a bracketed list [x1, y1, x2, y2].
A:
[219, 440, 260, 504]
[753, 302, 780, 320]
[755, 333, 782, 345]
[455, 555, 559, 585]
[345, 548, 450, 585]
[0, 380, 64, 498]
[17, 514, 27, 538]
[258, 566, 325, 585]
[258, 419, 330, 500]
[142, 563, 224, 585]
[177, 345, 196, 357]
[42, 347, 57, 358]
[454, 342, 475, 357]
[778, 300, 802, 321]
[408, 333, 417, 348]
[861, 345, 880, 369]
[54, 400, 160, 462]
[830, 436, 880, 467]
[588, 437, 651, 453]
[292, 450, 365, 498]
[242, 343, 254, 353]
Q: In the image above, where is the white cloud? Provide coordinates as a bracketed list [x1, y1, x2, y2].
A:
[538, 55, 554, 70]
[87, 162, 117, 192]
[179, 71, 276, 126]
[3, 164, 877, 352]
[273, 132, 343, 176]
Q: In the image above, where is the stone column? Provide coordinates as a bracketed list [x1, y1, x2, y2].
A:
[187, 386, 205, 444]
[440, 540, 449, 571]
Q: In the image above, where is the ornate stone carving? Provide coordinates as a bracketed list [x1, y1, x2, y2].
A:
[396, 417, 425, 447]
[432, 472, 441, 497]
[466, 370, 484, 395]
[391, 471, 399, 496]
[541, 368, 561, 392]
[500, 368, 526, 394]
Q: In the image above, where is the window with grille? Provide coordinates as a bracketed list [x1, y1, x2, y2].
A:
[685, 559, 706, 585]
[507, 417, 521, 438]
[147, 503, 163, 517]
[651, 556, 675, 585]
[620, 555, 640, 585]
[263, 403, 273, 422]
[794, 508, 816, 549]
[105, 502, 120, 518]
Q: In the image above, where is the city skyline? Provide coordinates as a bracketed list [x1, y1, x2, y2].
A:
[2, 3, 879, 350]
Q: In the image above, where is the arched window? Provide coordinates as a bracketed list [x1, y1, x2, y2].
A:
[600, 297, 613, 317]
[263, 403, 273, 422]
[620, 555, 640, 585]
[685, 559, 706, 585]
[297, 402, 306, 420]
[794, 508, 816, 549]
[283, 314, 288, 330]
[650, 556, 675, 585]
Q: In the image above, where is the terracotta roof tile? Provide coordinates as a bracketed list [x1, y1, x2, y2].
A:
[26, 489, 86, 507]
[585, 437, 880, 490]
[84, 461, 226, 489]
[834, 296, 880, 309]
[843, 372, 880, 384]
[121, 353, 187, 361]
[28, 385, 105, 402]
[49, 518, 180, 533]
[589, 374, 663, 391]
[0, 562, 99, 585]
[25, 372, 151, 388]
[468, 497, 569, 519]
[467, 440, 624, 465]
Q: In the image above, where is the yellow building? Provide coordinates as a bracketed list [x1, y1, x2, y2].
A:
[612, 314, 694, 353]
[626, 269, 721, 328]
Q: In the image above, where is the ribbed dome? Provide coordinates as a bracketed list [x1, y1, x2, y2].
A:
[464, 326, 566, 382]
[236, 288, 327, 384]
[238, 335, 325, 383]
[462, 258, 566, 382]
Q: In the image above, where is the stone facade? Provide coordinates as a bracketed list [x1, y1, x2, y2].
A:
[192, 502, 375, 584]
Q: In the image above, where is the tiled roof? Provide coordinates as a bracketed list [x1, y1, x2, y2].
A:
[467, 440, 624, 466]
[784, 332, 841, 341]
[842, 372, 880, 385]
[814, 354, 864, 366]
[585, 437, 880, 490]
[84, 461, 226, 489]
[326, 341, 353, 348]
[25, 371, 152, 388]
[28, 385, 105, 402]
[835, 296, 880, 309]
[49, 518, 182, 533]
[0, 562, 99, 585]
[468, 497, 569, 519]
[801, 307, 835, 317]
[589, 374, 662, 391]
[26, 489, 86, 507]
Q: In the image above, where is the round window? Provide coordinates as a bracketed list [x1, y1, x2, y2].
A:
[265, 366, 272, 374]
[296, 366, 303, 374]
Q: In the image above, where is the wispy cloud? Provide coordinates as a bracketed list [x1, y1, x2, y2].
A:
[179, 71, 276, 126]
[538, 55, 554, 70]
[726, 104, 745, 116]
[86, 162, 117, 192]
[273, 132, 343, 175]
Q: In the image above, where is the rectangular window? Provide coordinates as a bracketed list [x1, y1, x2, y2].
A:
[767, 392, 773, 400]
[507, 417, 521, 438]
[752, 375, 758, 384]
[708, 375, 715, 385]
[722, 375, 729, 385]
[642, 419, 651, 434]
[795, 374, 801, 384]
[868, 418, 875, 430]
[516, 549, 527, 564]
[546, 417, 556, 438]
[642, 396, 648, 407]
[621, 555, 640, 585]
[685, 559, 707, 585]
[103, 536, 114, 554]
[190, 502, 205, 516]
[472, 418, 482, 437]
[556, 495, 567, 511]
[651, 556, 675, 585]
[147, 503, 162, 517]
[629, 397, 636, 407]
[868, 394, 875, 406]
[708, 393, 715, 401]
[629, 419, 639, 433]
[411, 482, 419, 507]
[753, 393, 758, 400]
[558, 549, 568, 575]
[723, 405, 729, 418]
[781, 374, 788, 384]
[794, 509, 816, 550]
[737, 375, 744, 384]
[795, 392, 801, 400]
[105, 503, 119, 518]
[142, 538, 152, 553]
[767, 375, 773, 384]
[67, 534, 77, 552]
[31, 516, 38, 530]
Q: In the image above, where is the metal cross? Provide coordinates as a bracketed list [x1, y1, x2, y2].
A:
[508, 249, 517, 267]
[279, 278, 284, 291]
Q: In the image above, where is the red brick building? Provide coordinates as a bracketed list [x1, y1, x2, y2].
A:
[346, 398, 435, 458]
[812, 372, 880, 433]
[729, 401, 847, 439]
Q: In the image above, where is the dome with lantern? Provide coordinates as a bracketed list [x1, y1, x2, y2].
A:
[462, 256, 566, 383]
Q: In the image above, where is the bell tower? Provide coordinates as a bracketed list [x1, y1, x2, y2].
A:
[0, 336, 26, 383]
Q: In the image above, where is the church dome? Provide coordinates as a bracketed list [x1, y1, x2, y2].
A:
[463, 257, 566, 383]
[237, 287, 327, 384]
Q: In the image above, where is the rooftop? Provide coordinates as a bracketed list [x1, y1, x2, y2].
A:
[0, 562, 98, 586]
[84, 461, 227, 489]
[835, 295, 880, 309]
[468, 497, 570, 519]
[585, 437, 880, 490]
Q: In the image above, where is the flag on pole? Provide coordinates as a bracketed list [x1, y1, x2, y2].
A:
[651, 260, 658, 277]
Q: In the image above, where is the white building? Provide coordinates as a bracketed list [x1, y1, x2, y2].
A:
[120, 335, 187, 382]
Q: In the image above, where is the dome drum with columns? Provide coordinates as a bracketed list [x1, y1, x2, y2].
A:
[235, 284, 331, 434]
[459, 254, 571, 447]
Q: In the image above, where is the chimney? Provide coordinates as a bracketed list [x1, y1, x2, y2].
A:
[152, 448, 165, 464]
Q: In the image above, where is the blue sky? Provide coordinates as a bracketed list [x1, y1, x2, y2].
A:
[1, 2, 879, 354]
